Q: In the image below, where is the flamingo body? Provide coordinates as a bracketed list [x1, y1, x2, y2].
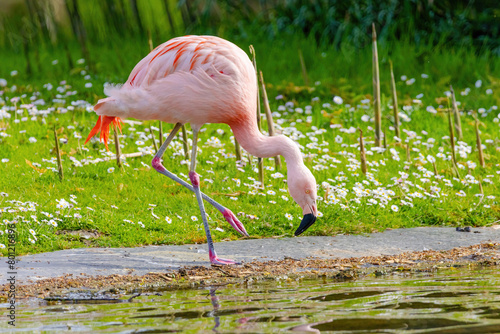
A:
[93, 36, 256, 128]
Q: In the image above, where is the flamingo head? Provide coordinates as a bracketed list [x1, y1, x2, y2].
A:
[287, 166, 318, 236]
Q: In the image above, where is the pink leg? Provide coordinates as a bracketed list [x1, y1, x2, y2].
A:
[189, 129, 240, 265]
[152, 123, 248, 237]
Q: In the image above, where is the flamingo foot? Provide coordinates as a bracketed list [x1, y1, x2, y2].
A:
[209, 249, 240, 265]
[222, 209, 249, 237]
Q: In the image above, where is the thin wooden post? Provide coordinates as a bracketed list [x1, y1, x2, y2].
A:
[147, 29, 154, 52]
[447, 102, 460, 177]
[474, 111, 485, 167]
[150, 125, 158, 153]
[450, 85, 463, 140]
[234, 140, 242, 161]
[113, 125, 122, 168]
[181, 124, 189, 160]
[298, 49, 309, 87]
[159, 121, 163, 147]
[249, 45, 264, 187]
[359, 129, 367, 175]
[259, 70, 281, 170]
[247, 153, 253, 169]
[383, 129, 387, 149]
[432, 160, 438, 176]
[389, 60, 400, 139]
[54, 127, 64, 180]
[372, 23, 382, 147]
[249, 46, 261, 131]
[447, 104, 457, 166]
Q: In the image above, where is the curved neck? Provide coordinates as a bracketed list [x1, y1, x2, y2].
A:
[230, 121, 303, 166]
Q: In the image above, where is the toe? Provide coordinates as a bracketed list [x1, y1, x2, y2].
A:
[211, 257, 240, 265]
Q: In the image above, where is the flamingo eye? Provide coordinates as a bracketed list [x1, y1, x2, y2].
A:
[305, 189, 311, 194]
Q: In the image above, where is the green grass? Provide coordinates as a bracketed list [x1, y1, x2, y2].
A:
[0, 35, 499, 256]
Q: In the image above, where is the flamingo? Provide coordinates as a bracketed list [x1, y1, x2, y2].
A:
[85, 35, 318, 265]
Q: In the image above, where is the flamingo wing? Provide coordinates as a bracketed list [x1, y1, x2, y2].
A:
[125, 36, 247, 88]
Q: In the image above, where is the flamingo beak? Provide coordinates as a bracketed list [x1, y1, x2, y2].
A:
[295, 213, 317, 236]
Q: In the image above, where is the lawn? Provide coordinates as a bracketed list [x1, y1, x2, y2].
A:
[0, 36, 499, 256]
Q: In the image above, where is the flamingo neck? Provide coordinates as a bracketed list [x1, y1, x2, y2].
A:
[230, 121, 303, 166]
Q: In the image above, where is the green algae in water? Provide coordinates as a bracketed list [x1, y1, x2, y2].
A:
[5, 266, 500, 333]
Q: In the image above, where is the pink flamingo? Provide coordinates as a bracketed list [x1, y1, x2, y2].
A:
[85, 35, 317, 265]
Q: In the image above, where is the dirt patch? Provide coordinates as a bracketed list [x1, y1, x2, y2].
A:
[55, 229, 102, 245]
[2, 242, 499, 300]
[56, 229, 102, 239]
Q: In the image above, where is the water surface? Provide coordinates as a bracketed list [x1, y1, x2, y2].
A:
[4, 266, 500, 333]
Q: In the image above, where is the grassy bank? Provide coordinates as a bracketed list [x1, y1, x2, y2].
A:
[0, 36, 499, 256]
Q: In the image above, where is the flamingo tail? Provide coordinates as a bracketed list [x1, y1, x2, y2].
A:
[85, 116, 123, 150]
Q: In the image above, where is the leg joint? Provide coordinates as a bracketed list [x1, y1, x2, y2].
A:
[189, 171, 200, 187]
[152, 156, 164, 171]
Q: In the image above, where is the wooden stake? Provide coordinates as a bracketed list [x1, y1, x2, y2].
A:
[149, 125, 158, 153]
[259, 70, 281, 170]
[257, 158, 264, 188]
[249, 45, 262, 132]
[113, 125, 122, 168]
[359, 128, 367, 175]
[432, 161, 438, 176]
[249, 45, 264, 187]
[247, 153, 253, 169]
[450, 85, 463, 140]
[181, 124, 189, 160]
[446, 101, 460, 177]
[383, 129, 387, 149]
[159, 121, 163, 147]
[298, 49, 309, 87]
[234, 140, 242, 161]
[447, 103, 457, 166]
[147, 29, 153, 52]
[389, 60, 400, 139]
[372, 23, 382, 147]
[323, 185, 330, 202]
[98, 152, 145, 163]
[474, 111, 485, 167]
[54, 127, 63, 180]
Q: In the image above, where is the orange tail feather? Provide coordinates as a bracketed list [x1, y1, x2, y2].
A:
[85, 116, 123, 151]
[85, 115, 102, 145]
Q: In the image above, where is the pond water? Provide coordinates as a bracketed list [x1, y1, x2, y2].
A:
[3, 266, 500, 333]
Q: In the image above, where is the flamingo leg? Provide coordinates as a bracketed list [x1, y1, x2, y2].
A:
[152, 123, 248, 237]
[189, 128, 239, 265]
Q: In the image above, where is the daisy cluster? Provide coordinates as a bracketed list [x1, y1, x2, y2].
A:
[0, 193, 85, 248]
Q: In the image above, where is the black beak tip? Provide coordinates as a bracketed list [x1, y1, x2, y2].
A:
[294, 213, 317, 236]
